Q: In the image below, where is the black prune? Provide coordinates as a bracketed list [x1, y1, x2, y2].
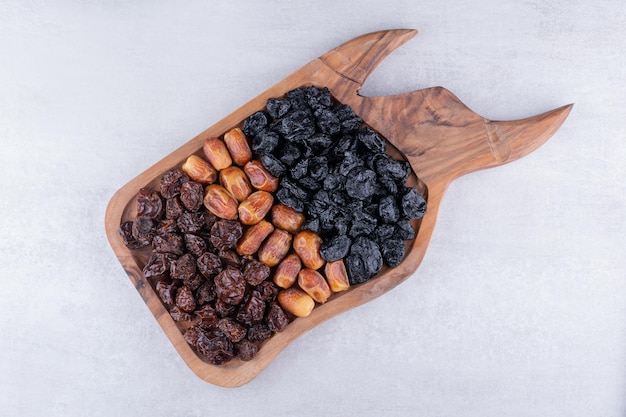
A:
[290, 159, 309, 179]
[302, 217, 320, 233]
[319, 206, 340, 232]
[320, 235, 352, 262]
[136, 188, 163, 219]
[345, 254, 367, 285]
[349, 236, 383, 282]
[373, 224, 395, 243]
[337, 152, 364, 176]
[280, 178, 308, 201]
[378, 195, 400, 224]
[322, 174, 344, 191]
[266, 97, 291, 119]
[259, 154, 286, 177]
[401, 187, 427, 219]
[374, 154, 410, 184]
[304, 86, 332, 110]
[270, 110, 316, 142]
[315, 108, 341, 135]
[357, 127, 386, 153]
[243, 111, 270, 138]
[251, 129, 280, 155]
[334, 104, 363, 132]
[380, 239, 405, 268]
[278, 143, 301, 166]
[298, 177, 321, 191]
[348, 209, 377, 238]
[276, 187, 305, 212]
[345, 168, 377, 200]
[333, 134, 358, 156]
[286, 87, 309, 110]
[394, 217, 416, 240]
[307, 133, 333, 151]
[308, 156, 329, 180]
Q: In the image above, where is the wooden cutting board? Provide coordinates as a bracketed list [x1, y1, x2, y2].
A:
[105, 29, 572, 387]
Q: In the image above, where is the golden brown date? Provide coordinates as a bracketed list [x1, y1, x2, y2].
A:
[243, 160, 278, 192]
[258, 229, 292, 267]
[293, 230, 325, 270]
[238, 191, 274, 225]
[271, 204, 305, 234]
[181, 155, 217, 184]
[236, 220, 274, 256]
[223, 127, 252, 166]
[297, 268, 332, 304]
[273, 253, 302, 289]
[324, 259, 350, 293]
[277, 287, 315, 318]
[203, 184, 238, 220]
[219, 166, 252, 202]
[203, 137, 232, 171]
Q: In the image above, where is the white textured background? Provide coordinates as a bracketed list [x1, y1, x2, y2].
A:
[1, 1, 625, 416]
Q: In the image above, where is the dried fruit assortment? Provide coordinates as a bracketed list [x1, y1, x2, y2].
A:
[119, 86, 426, 365]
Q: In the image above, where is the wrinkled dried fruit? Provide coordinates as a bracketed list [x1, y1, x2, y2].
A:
[214, 267, 246, 305]
[203, 184, 238, 220]
[196, 252, 222, 278]
[243, 259, 270, 286]
[293, 230, 325, 270]
[217, 318, 247, 343]
[160, 169, 189, 199]
[266, 302, 289, 332]
[210, 220, 243, 251]
[235, 339, 258, 361]
[136, 188, 163, 219]
[238, 191, 274, 225]
[194, 304, 218, 328]
[247, 324, 272, 343]
[182, 154, 217, 184]
[258, 229, 292, 267]
[277, 287, 315, 318]
[202, 137, 232, 171]
[176, 285, 196, 313]
[273, 253, 301, 289]
[223, 127, 252, 166]
[179, 181, 204, 212]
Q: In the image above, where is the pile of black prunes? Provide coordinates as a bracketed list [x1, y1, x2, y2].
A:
[242, 86, 426, 285]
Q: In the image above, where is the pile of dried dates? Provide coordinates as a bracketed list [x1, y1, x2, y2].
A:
[120, 86, 426, 365]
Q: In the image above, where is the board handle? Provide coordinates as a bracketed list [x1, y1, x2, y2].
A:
[355, 88, 573, 186]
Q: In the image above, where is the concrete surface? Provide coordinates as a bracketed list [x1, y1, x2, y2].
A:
[1, 1, 624, 416]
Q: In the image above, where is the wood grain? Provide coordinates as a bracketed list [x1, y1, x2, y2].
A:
[104, 29, 572, 387]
